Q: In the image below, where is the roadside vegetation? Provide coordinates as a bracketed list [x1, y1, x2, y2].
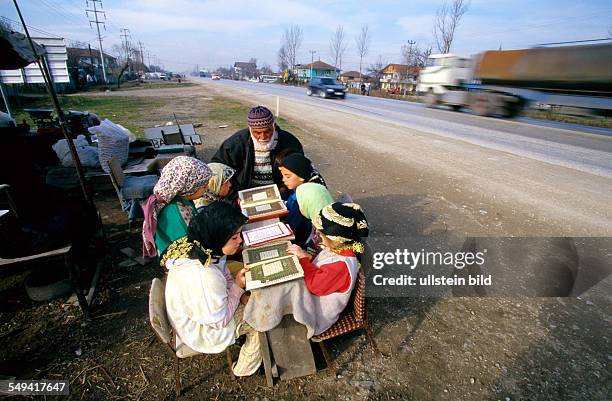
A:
[10, 95, 164, 137]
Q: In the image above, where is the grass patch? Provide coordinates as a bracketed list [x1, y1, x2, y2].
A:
[11, 95, 164, 137]
[114, 81, 196, 91]
[207, 97, 303, 137]
[525, 109, 612, 129]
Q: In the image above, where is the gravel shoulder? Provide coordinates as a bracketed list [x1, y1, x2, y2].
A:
[1, 82, 608, 401]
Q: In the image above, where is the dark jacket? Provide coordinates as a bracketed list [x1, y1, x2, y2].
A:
[211, 125, 304, 198]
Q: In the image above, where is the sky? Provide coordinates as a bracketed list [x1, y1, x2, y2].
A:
[1, 0, 611, 73]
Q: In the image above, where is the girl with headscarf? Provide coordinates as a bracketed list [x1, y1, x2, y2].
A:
[295, 182, 334, 250]
[163, 202, 262, 377]
[193, 163, 235, 209]
[141, 156, 212, 258]
[286, 202, 369, 335]
[277, 153, 327, 246]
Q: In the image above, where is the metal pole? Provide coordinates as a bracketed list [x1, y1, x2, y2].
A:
[276, 96, 280, 118]
[0, 83, 13, 118]
[91, 0, 108, 84]
[12, 0, 93, 207]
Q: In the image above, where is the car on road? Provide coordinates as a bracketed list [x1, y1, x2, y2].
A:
[306, 77, 347, 99]
[211, 74, 221, 80]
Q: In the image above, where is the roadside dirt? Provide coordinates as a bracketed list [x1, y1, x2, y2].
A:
[0, 82, 609, 401]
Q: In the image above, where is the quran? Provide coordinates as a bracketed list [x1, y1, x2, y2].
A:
[245, 253, 304, 290]
[238, 184, 288, 222]
[242, 222, 295, 248]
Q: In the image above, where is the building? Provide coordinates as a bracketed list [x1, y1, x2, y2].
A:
[294, 61, 337, 80]
[233, 62, 257, 79]
[380, 63, 421, 94]
[67, 47, 118, 69]
[66, 47, 119, 86]
[338, 70, 364, 85]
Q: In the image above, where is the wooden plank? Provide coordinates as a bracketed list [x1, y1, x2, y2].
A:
[258, 331, 274, 387]
[266, 315, 316, 381]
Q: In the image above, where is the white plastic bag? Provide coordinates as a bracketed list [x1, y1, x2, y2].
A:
[52, 135, 100, 168]
[88, 119, 133, 172]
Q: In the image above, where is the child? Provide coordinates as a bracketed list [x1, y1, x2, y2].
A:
[278, 153, 327, 245]
[294, 182, 334, 250]
[194, 162, 235, 209]
[142, 156, 212, 258]
[286, 202, 369, 335]
[163, 201, 262, 377]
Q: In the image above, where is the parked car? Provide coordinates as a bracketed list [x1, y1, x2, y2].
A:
[306, 77, 347, 99]
[211, 74, 221, 80]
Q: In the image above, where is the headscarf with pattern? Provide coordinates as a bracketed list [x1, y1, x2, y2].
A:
[313, 202, 369, 253]
[194, 162, 235, 207]
[141, 156, 212, 257]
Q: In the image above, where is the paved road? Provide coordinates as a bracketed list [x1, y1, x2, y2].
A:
[197, 78, 612, 179]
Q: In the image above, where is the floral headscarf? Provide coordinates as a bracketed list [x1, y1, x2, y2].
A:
[153, 156, 212, 202]
[194, 163, 235, 208]
[142, 156, 212, 257]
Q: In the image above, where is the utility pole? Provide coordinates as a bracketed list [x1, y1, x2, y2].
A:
[406, 40, 416, 66]
[138, 41, 144, 65]
[309, 50, 316, 79]
[120, 28, 131, 75]
[145, 50, 151, 70]
[86, 0, 107, 84]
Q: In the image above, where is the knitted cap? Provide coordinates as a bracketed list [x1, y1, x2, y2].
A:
[279, 153, 314, 180]
[314, 202, 369, 252]
[247, 106, 275, 128]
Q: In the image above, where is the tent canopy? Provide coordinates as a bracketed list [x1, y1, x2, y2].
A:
[0, 28, 45, 69]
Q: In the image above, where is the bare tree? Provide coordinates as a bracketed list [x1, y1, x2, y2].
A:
[277, 45, 289, 72]
[355, 25, 370, 78]
[402, 42, 433, 68]
[329, 25, 348, 78]
[259, 63, 274, 75]
[433, 0, 469, 54]
[366, 55, 387, 89]
[281, 24, 303, 70]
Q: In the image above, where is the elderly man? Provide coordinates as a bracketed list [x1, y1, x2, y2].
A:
[212, 105, 303, 197]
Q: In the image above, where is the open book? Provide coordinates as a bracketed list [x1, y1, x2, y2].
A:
[244, 242, 304, 290]
[242, 221, 295, 248]
[238, 184, 288, 222]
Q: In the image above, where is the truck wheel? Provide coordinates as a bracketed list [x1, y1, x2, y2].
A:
[450, 104, 462, 111]
[471, 94, 491, 116]
[424, 90, 437, 108]
[504, 100, 524, 118]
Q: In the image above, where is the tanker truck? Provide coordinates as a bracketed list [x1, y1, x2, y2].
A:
[416, 43, 612, 118]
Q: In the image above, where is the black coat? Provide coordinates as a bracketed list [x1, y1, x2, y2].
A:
[211, 125, 304, 198]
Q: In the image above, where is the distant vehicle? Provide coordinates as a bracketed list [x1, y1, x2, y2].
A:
[211, 74, 221, 80]
[307, 77, 347, 99]
[259, 74, 280, 83]
[248, 78, 259, 83]
[417, 44, 612, 118]
[199, 70, 210, 78]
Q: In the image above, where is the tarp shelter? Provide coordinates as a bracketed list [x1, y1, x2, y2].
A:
[0, 28, 45, 69]
[0, 25, 91, 205]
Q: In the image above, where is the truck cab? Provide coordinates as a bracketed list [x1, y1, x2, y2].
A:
[417, 54, 472, 95]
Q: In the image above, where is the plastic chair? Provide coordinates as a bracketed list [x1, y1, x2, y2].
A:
[0, 184, 93, 318]
[148, 278, 234, 396]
